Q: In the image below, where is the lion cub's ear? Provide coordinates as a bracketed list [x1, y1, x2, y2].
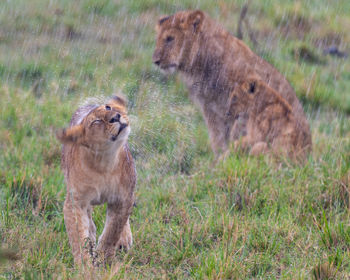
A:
[56, 125, 84, 144]
[187, 10, 204, 33]
[156, 15, 170, 32]
[110, 95, 127, 108]
[241, 79, 259, 95]
[247, 81, 257, 94]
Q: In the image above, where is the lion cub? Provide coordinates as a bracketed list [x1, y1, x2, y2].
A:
[57, 96, 136, 266]
[226, 77, 311, 161]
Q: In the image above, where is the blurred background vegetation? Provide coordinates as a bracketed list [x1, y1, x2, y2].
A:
[0, 0, 349, 278]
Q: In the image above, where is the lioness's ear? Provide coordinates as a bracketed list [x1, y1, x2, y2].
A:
[187, 10, 204, 33]
[110, 95, 127, 108]
[56, 125, 84, 144]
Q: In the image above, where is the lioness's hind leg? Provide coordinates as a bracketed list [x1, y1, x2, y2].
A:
[116, 218, 132, 251]
[250, 142, 268, 156]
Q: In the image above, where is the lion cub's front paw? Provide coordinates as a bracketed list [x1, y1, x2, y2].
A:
[250, 142, 268, 156]
[116, 220, 133, 251]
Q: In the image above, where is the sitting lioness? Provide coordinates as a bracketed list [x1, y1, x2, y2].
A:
[153, 10, 311, 156]
[57, 96, 136, 266]
[226, 77, 312, 161]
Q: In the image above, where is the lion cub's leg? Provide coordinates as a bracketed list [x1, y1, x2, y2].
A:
[250, 142, 269, 156]
[116, 218, 133, 250]
[87, 206, 96, 243]
[202, 108, 229, 157]
[63, 197, 94, 266]
[208, 127, 228, 158]
[270, 132, 294, 160]
[233, 136, 250, 151]
[215, 135, 247, 163]
[229, 113, 248, 141]
[96, 201, 133, 264]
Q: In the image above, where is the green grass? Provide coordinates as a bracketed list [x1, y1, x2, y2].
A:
[0, 0, 349, 279]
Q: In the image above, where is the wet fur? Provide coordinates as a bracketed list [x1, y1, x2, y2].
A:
[153, 10, 311, 156]
[58, 96, 136, 266]
[227, 78, 312, 161]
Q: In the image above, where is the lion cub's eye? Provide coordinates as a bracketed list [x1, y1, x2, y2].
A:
[105, 105, 111, 110]
[91, 120, 103, 126]
[231, 95, 238, 104]
[166, 36, 174, 43]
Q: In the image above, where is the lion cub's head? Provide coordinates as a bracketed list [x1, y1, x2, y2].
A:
[226, 77, 292, 119]
[152, 10, 205, 74]
[57, 96, 130, 150]
[226, 78, 258, 120]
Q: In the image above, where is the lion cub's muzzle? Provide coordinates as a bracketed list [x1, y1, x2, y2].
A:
[118, 123, 128, 133]
[109, 113, 121, 123]
[152, 50, 161, 66]
[109, 113, 128, 142]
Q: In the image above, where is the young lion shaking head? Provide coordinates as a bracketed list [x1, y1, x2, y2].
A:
[226, 77, 312, 162]
[57, 95, 136, 266]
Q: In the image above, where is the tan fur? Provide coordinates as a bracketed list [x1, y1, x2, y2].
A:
[153, 10, 311, 156]
[57, 96, 136, 266]
[226, 77, 312, 161]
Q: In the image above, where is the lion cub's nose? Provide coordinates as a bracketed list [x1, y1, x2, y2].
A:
[154, 60, 160, 66]
[119, 123, 127, 130]
[109, 113, 121, 123]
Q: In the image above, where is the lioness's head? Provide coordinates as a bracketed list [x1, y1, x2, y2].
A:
[152, 10, 205, 74]
[57, 96, 130, 149]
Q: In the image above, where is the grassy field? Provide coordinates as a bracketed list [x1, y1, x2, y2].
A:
[0, 0, 350, 279]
